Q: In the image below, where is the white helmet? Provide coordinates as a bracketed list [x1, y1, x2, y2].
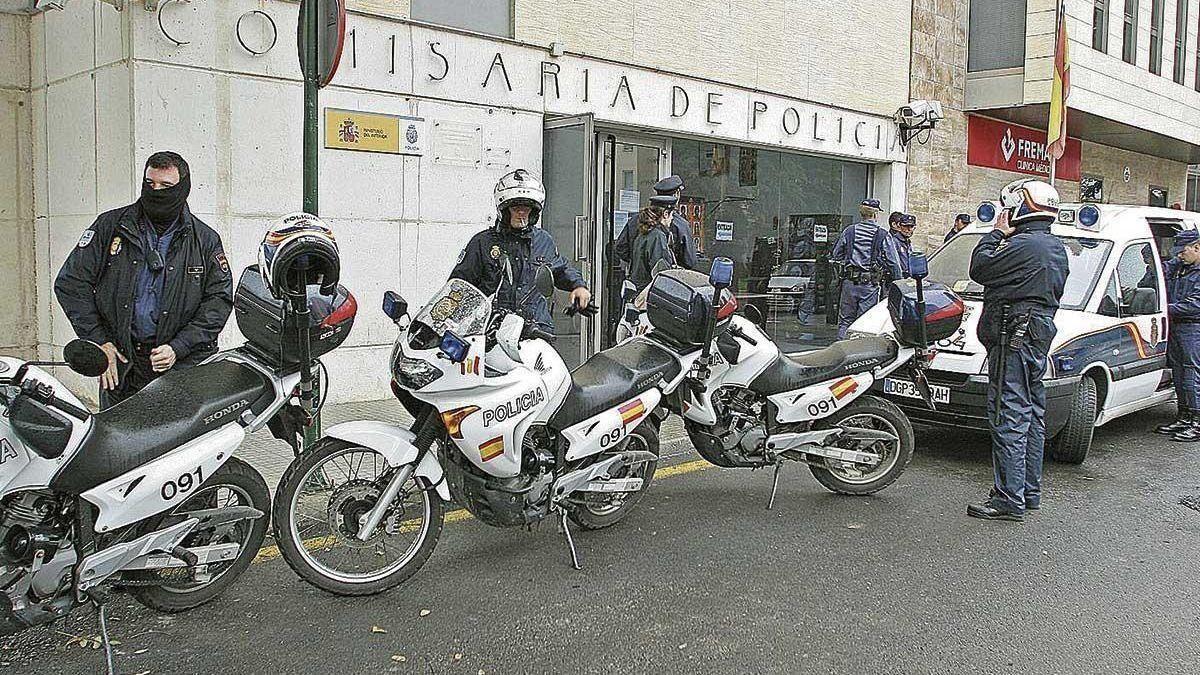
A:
[999, 178, 1060, 227]
[494, 169, 545, 229]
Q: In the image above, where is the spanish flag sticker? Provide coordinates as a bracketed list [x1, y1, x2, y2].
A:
[829, 377, 858, 401]
[480, 436, 504, 462]
[459, 356, 481, 375]
[619, 398, 646, 427]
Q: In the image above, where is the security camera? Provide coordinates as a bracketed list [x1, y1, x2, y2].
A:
[895, 100, 944, 147]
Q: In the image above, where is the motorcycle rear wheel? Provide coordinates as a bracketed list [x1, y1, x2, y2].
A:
[568, 421, 660, 530]
[128, 457, 270, 612]
[272, 438, 444, 596]
[810, 395, 914, 495]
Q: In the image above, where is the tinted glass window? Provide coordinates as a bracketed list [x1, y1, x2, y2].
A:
[1114, 243, 1160, 316]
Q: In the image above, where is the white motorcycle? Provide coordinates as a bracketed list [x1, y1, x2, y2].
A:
[0, 339, 295, 635]
[273, 272, 671, 595]
[648, 255, 962, 506]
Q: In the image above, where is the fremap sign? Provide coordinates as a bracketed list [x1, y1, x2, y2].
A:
[966, 115, 1081, 181]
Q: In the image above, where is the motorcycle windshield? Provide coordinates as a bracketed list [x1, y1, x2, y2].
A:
[412, 278, 491, 338]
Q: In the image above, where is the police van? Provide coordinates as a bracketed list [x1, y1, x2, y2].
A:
[848, 203, 1200, 463]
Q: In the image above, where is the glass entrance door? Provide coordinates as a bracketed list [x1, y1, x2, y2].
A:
[542, 114, 597, 369]
[598, 134, 666, 348]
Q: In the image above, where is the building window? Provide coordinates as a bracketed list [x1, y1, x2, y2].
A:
[1080, 175, 1105, 202]
[1093, 0, 1110, 52]
[1174, 0, 1190, 83]
[1187, 171, 1200, 211]
[1122, 0, 1138, 64]
[1149, 185, 1169, 207]
[1149, 0, 1165, 74]
[968, 0, 1028, 71]
[410, 0, 513, 38]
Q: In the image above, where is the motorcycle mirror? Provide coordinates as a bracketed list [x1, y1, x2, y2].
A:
[743, 303, 765, 328]
[534, 265, 555, 299]
[909, 252, 929, 280]
[496, 314, 524, 363]
[709, 257, 734, 289]
[63, 339, 109, 378]
[382, 291, 408, 322]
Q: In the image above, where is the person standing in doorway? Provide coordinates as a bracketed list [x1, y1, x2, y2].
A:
[615, 175, 698, 272]
[966, 179, 1069, 521]
[54, 151, 233, 408]
[1156, 230, 1200, 441]
[830, 198, 903, 338]
[944, 213, 973, 243]
[627, 206, 675, 289]
[890, 213, 917, 279]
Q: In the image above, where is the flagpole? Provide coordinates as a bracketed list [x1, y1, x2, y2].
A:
[1050, 157, 1057, 185]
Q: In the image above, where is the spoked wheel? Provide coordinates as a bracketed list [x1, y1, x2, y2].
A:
[128, 457, 270, 612]
[567, 422, 659, 530]
[272, 438, 444, 596]
[810, 395, 914, 495]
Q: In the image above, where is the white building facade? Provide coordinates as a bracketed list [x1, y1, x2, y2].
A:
[2, 0, 917, 402]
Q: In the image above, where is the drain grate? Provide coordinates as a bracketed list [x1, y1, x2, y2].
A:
[1179, 495, 1200, 512]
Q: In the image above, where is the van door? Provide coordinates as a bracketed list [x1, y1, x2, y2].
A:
[1096, 241, 1169, 408]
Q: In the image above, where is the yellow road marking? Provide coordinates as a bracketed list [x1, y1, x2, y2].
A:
[252, 457, 713, 565]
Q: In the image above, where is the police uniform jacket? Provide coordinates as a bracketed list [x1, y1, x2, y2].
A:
[891, 230, 913, 279]
[450, 223, 586, 332]
[1165, 258, 1200, 323]
[616, 212, 698, 271]
[830, 220, 904, 281]
[968, 221, 1068, 348]
[54, 203, 233, 368]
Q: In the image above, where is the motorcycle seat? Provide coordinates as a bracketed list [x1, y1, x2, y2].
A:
[50, 360, 276, 494]
[749, 336, 898, 396]
[549, 338, 681, 431]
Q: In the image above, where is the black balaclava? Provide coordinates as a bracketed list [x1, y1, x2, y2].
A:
[139, 152, 191, 233]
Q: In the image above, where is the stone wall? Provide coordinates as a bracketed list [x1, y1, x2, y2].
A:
[0, 14, 35, 358]
[906, 0, 970, 252]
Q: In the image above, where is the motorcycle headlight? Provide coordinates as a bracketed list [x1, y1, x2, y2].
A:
[393, 354, 443, 390]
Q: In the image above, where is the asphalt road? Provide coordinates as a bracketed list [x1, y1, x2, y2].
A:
[8, 403, 1200, 674]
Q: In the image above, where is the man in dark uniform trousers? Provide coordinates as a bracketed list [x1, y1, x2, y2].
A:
[967, 179, 1069, 521]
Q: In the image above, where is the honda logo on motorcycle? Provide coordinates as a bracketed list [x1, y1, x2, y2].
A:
[482, 388, 546, 427]
[203, 399, 251, 425]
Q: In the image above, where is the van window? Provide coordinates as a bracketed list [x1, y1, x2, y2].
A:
[928, 233, 1112, 311]
[1108, 243, 1161, 316]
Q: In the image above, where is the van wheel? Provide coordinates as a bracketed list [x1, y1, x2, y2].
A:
[1049, 375, 1097, 464]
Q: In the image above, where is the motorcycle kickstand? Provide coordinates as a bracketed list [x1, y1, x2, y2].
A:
[555, 506, 582, 571]
[766, 461, 784, 511]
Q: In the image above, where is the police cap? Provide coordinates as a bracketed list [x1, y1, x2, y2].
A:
[955, 213, 973, 224]
[861, 198, 883, 211]
[1175, 229, 1200, 246]
[653, 175, 685, 194]
[898, 213, 917, 227]
[649, 194, 678, 209]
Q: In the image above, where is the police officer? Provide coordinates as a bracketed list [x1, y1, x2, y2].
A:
[944, 213, 972, 243]
[615, 175, 698, 271]
[967, 179, 1069, 521]
[1155, 229, 1200, 441]
[830, 198, 904, 338]
[890, 213, 917, 279]
[450, 169, 592, 334]
[54, 151, 232, 408]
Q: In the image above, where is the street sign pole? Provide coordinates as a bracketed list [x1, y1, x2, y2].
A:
[297, 0, 344, 449]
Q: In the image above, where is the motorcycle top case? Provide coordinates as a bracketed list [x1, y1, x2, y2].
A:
[234, 265, 357, 369]
[646, 269, 736, 347]
[886, 279, 965, 347]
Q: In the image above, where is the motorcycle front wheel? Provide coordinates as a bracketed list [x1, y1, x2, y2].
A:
[810, 395, 914, 495]
[272, 438, 444, 596]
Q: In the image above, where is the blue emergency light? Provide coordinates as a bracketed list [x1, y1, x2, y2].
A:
[709, 257, 734, 289]
[440, 331, 470, 363]
[977, 202, 997, 224]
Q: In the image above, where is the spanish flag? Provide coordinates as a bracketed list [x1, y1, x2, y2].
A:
[480, 436, 504, 462]
[829, 377, 858, 401]
[619, 398, 646, 427]
[1047, 0, 1071, 162]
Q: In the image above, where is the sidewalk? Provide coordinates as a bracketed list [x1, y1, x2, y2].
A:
[238, 398, 694, 488]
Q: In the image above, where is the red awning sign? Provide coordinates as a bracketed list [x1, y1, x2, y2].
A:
[967, 115, 1081, 182]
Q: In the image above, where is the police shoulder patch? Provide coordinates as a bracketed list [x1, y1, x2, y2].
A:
[214, 251, 229, 274]
[77, 230, 95, 248]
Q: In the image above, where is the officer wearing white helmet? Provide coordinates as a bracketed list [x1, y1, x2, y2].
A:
[450, 170, 592, 333]
[967, 178, 1069, 522]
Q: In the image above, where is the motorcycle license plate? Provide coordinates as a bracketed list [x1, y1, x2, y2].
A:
[883, 378, 950, 404]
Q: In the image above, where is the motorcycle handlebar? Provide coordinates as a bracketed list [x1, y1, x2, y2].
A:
[729, 325, 758, 346]
[563, 300, 599, 318]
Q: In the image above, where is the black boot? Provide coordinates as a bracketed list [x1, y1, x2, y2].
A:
[1156, 410, 1192, 435]
[967, 502, 1024, 522]
[1172, 419, 1200, 442]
